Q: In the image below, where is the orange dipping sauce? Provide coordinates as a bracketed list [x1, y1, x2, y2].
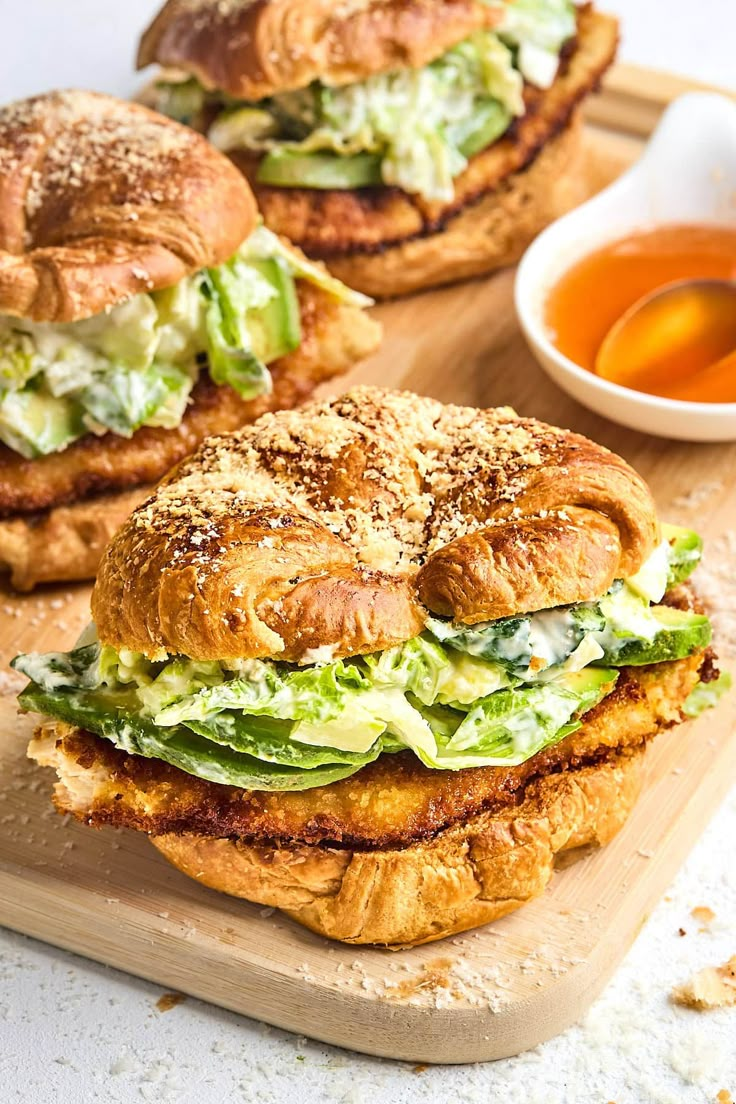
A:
[544, 224, 736, 403]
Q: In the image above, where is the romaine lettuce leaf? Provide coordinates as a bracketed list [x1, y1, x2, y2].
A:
[13, 519, 712, 792]
[683, 672, 732, 718]
[207, 29, 524, 203]
[151, 659, 368, 726]
[0, 225, 367, 457]
[200, 267, 272, 400]
[19, 683, 374, 791]
[79, 362, 194, 436]
[495, 0, 576, 88]
[662, 524, 704, 587]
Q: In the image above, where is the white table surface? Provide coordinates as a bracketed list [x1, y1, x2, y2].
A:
[2, 3, 736, 1102]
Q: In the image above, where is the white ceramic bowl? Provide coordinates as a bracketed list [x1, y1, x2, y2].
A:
[515, 93, 736, 441]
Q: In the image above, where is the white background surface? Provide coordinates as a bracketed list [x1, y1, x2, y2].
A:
[2, 3, 736, 1103]
[1, 0, 735, 102]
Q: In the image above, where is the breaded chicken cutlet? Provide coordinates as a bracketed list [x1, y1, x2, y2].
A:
[138, 1, 618, 296]
[0, 90, 379, 589]
[17, 388, 727, 947]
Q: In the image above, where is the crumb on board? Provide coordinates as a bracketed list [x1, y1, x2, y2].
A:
[155, 992, 187, 1013]
[671, 957, 736, 1010]
[691, 906, 716, 928]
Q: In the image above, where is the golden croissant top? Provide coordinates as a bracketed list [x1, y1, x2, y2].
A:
[138, 0, 502, 101]
[0, 90, 255, 323]
[93, 386, 660, 661]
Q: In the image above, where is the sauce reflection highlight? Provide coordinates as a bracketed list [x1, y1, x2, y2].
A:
[545, 225, 736, 404]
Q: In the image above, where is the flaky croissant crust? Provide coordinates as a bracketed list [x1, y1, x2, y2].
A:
[137, 0, 502, 101]
[0, 90, 256, 322]
[92, 387, 660, 662]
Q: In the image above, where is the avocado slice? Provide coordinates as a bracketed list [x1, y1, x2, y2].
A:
[0, 389, 86, 458]
[246, 256, 302, 364]
[561, 666, 619, 711]
[601, 606, 711, 667]
[455, 100, 512, 159]
[662, 523, 704, 587]
[257, 149, 384, 190]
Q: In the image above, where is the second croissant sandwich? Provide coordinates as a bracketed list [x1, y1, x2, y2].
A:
[16, 388, 725, 946]
[0, 90, 379, 590]
[138, 0, 619, 297]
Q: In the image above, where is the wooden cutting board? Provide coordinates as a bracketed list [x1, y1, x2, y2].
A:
[1, 69, 736, 1065]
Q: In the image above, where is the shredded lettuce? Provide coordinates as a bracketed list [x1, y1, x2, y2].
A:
[494, 0, 577, 88]
[13, 530, 713, 791]
[0, 226, 368, 458]
[156, 0, 576, 203]
[205, 31, 521, 203]
[153, 0, 578, 203]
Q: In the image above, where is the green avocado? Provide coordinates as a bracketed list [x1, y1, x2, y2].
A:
[455, 99, 512, 159]
[602, 606, 711, 667]
[0, 389, 86, 459]
[662, 523, 704, 587]
[257, 149, 384, 190]
[561, 666, 619, 710]
[246, 256, 302, 364]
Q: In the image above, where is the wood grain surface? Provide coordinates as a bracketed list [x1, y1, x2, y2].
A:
[586, 61, 736, 137]
[0, 101, 734, 1063]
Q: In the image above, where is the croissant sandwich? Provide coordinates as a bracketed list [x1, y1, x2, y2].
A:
[16, 387, 727, 947]
[137, 0, 618, 298]
[0, 90, 379, 590]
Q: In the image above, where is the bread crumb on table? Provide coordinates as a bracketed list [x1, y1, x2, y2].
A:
[155, 992, 187, 1013]
[671, 956, 736, 1010]
[691, 906, 717, 928]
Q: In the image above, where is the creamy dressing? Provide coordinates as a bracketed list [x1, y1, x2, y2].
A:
[12, 651, 75, 692]
[596, 585, 663, 650]
[526, 608, 581, 668]
[297, 644, 340, 666]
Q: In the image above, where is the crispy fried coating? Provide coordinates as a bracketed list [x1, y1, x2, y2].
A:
[0, 281, 380, 518]
[0, 487, 150, 591]
[29, 654, 703, 851]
